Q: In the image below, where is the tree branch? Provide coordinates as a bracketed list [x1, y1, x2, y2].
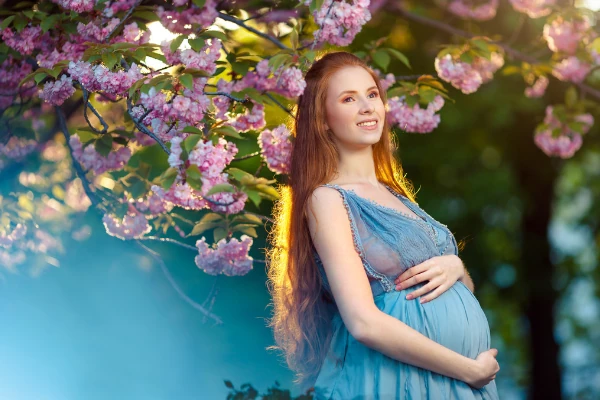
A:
[217, 12, 291, 51]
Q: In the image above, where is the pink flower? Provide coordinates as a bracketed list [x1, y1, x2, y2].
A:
[543, 17, 590, 55]
[534, 106, 594, 158]
[524, 76, 549, 98]
[227, 101, 266, 132]
[551, 56, 591, 83]
[434, 54, 483, 94]
[39, 75, 76, 106]
[447, 0, 499, 21]
[471, 52, 504, 83]
[69, 134, 132, 174]
[51, 0, 96, 13]
[309, 0, 371, 47]
[1, 26, 42, 55]
[65, 178, 92, 212]
[387, 95, 445, 134]
[157, 0, 218, 34]
[509, 0, 555, 18]
[103, 206, 152, 240]
[374, 69, 395, 91]
[258, 125, 293, 174]
[195, 235, 254, 276]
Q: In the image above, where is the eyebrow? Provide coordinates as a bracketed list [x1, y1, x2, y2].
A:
[338, 86, 379, 98]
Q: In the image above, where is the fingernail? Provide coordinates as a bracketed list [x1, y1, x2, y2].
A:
[420, 298, 426, 304]
[396, 285, 402, 291]
[406, 295, 412, 300]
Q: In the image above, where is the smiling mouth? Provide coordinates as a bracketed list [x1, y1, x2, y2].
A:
[357, 120, 378, 127]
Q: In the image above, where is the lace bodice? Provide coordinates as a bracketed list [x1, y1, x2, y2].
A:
[312, 183, 459, 298]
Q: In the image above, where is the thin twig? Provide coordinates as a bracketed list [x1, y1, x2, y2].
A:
[232, 150, 261, 161]
[264, 93, 294, 116]
[104, 0, 143, 43]
[204, 91, 248, 103]
[82, 87, 109, 134]
[217, 12, 291, 50]
[135, 240, 223, 325]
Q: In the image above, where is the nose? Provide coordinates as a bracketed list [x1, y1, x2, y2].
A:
[360, 98, 375, 113]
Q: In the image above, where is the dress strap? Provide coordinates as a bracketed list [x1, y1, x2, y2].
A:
[317, 184, 395, 293]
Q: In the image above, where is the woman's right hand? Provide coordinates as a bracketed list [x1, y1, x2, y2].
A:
[467, 348, 500, 389]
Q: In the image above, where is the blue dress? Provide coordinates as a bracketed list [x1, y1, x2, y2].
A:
[310, 183, 499, 400]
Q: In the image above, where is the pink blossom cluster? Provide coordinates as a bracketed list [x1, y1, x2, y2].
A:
[51, 0, 96, 13]
[36, 41, 87, 69]
[69, 134, 132, 174]
[534, 106, 594, 158]
[1, 26, 42, 55]
[387, 95, 445, 133]
[0, 56, 34, 108]
[227, 102, 266, 132]
[0, 136, 38, 159]
[374, 69, 395, 91]
[102, 0, 139, 17]
[153, 136, 247, 213]
[551, 56, 591, 83]
[133, 78, 211, 137]
[64, 178, 92, 212]
[194, 235, 254, 276]
[216, 59, 306, 102]
[68, 61, 143, 97]
[508, 0, 555, 18]
[130, 192, 174, 216]
[543, 17, 590, 55]
[524, 75, 549, 98]
[77, 18, 120, 42]
[157, 1, 218, 35]
[258, 125, 293, 175]
[162, 38, 221, 75]
[446, 0, 498, 21]
[39, 75, 76, 106]
[102, 205, 152, 240]
[0, 224, 27, 248]
[434, 53, 503, 94]
[307, 0, 371, 47]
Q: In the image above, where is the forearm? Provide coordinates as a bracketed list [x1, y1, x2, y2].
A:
[355, 310, 477, 383]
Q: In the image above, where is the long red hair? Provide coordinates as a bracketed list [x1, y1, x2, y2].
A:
[265, 51, 417, 389]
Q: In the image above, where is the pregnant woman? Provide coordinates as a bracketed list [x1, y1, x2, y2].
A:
[266, 51, 500, 399]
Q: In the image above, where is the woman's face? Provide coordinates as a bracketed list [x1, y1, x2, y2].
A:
[324, 66, 386, 149]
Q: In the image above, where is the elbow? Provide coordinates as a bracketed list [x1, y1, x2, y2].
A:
[348, 309, 378, 343]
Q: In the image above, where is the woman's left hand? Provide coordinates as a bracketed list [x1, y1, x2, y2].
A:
[394, 255, 465, 304]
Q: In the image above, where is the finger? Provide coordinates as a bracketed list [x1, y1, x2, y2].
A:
[395, 262, 430, 284]
[405, 279, 440, 300]
[397, 268, 438, 290]
[491, 374, 496, 380]
[419, 284, 448, 304]
[489, 348, 498, 357]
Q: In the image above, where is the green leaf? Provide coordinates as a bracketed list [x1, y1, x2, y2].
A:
[34, 72, 47, 85]
[0, 15, 15, 30]
[245, 190, 261, 207]
[192, 0, 206, 7]
[182, 126, 203, 135]
[160, 167, 178, 190]
[418, 86, 437, 103]
[133, 10, 160, 21]
[385, 48, 411, 69]
[186, 175, 203, 191]
[186, 164, 202, 180]
[255, 184, 279, 200]
[267, 53, 292, 73]
[232, 214, 263, 224]
[372, 50, 391, 71]
[170, 35, 186, 53]
[471, 38, 489, 52]
[206, 183, 235, 196]
[189, 221, 220, 236]
[309, 0, 324, 13]
[459, 52, 473, 64]
[226, 167, 254, 183]
[212, 125, 243, 139]
[179, 73, 194, 90]
[183, 134, 202, 152]
[501, 65, 521, 76]
[565, 86, 578, 109]
[94, 135, 113, 157]
[188, 37, 205, 52]
[133, 48, 146, 62]
[201, 30, 227, 42]
[233, 225, 257, 238]
[213, 227, 227, 243]
[198, 212, 224, 225]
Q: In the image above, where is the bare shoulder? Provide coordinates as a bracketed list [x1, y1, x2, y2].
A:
[305, 186, 347, 237]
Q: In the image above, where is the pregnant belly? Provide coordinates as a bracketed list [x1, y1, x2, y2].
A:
[374, 281, 492, 358]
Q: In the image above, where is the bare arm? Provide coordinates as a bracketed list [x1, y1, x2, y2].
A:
[307, 187, 486, 385]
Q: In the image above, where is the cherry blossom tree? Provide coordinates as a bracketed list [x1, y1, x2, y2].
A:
[1, 0, 599, 396]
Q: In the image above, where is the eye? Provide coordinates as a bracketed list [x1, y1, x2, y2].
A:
[369, 91, 379, 98]
[343, 96, 354, 103]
